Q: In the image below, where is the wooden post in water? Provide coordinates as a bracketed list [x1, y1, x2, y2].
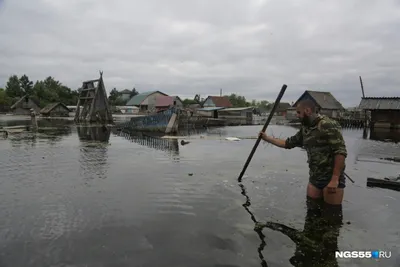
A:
[359, 76, 369, 138]
[30, 109, 38, 132]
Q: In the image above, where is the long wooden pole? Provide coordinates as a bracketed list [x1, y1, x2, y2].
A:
[238, 84, 287, 182]
[359, 76, 365, 98]
[359, 76, 368, 128]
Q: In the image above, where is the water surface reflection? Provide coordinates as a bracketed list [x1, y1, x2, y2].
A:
[256, 198, 343, 267]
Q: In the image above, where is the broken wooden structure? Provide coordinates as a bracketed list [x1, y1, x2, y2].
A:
[367, 176, 400, 191]
[74, 71, 113, 124]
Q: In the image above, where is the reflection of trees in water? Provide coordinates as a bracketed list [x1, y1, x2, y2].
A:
[116, 131, 179, 159]
[256, 198, 343, 267]
[77, 126, 111, 181]
[7, 127, 72, 147]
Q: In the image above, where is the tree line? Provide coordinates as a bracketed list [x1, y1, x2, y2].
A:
[0, 74, 275, 112]
[0, 74, 141, 112]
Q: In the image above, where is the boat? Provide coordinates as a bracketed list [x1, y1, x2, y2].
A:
[115, 107, 180, 134]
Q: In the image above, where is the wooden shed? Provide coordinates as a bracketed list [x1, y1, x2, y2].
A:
[10, 95, 41, 115]
[291, 90, 345, 118]
[40, 102, 71, 117]
[358, 97, 400, 129]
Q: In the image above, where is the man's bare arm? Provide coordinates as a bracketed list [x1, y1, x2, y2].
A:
[263, 136, 287, 148]
[260, 129, 302, 149]
[332, 155, 346, 178]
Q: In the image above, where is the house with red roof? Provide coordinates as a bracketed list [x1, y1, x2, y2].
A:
[155, 95, 183, 112]
[202, 96, 233, 108]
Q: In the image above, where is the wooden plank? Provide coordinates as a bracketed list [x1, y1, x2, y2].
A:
[83, 79, 100, 84]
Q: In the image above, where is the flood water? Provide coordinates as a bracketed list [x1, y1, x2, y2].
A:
[0, 116, 399, 267]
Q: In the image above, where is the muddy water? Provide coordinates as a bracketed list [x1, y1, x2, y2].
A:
[0, 118, 399, 267]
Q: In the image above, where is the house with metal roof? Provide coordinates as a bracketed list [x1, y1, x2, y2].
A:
[126, 91, 169, 112]
[202, 96, 233, 108]
[290, 90, 345, 119]
[155, 96, 183, 111]
[359, 97, 400, 129]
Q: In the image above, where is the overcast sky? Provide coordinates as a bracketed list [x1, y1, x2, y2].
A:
[0, 0, 399, 107]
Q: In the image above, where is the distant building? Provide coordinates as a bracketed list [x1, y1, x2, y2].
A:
[40, 102, 71, 117]
[196, 107, 225, 118]
[358, 97, 400, 129]
[114, 106, 139, 114]
[126, 91, 169, 112]
[202, 96, 233, 108]
[218, 107, 254, 125]
[155, 95, 183, 111]
[287, 90, 345, 120]
[10, 95, 41, 115]
[275, 102, 291, 116]
[120, 89, 132, 101]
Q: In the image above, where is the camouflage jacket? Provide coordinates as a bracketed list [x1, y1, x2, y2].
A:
[285, 115, 347, 182]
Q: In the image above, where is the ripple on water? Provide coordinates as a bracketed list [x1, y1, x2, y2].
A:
[0, 125, 399, 267]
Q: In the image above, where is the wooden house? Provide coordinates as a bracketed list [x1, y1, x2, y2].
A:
[126, 90, 169, 112]
[202, 96, 233, 108]
[358, 97, 400, 129]
[10, 95, 41, 115]
[289, 90, 345, 119]
[155, 95, 183, 112]
[40, 102, 71, 117]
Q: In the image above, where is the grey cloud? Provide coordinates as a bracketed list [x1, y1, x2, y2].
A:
[0, 0, 399, 107]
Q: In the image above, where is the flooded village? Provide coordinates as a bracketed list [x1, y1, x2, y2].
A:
[0, 72, 399, 267]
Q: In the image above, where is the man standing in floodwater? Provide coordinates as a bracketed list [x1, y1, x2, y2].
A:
[259, 100, 347, 205]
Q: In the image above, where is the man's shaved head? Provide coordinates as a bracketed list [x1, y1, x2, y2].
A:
[295, 99, 319, 126]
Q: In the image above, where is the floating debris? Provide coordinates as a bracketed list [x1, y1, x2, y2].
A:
[225, 137, 241, 141]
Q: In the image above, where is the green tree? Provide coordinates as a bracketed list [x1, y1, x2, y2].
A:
[31, 76, 78, 107]
[19, 74, 34, 96]
[182, 98, 198, 106]
[225, 93, 250, 107]
[5, 75, 23, 99]
[130, 88, 139, 98]
[108, 88, 127, 106]
[0, 88, 12, 110]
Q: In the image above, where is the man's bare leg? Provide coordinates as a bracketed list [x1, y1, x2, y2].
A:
[323, 188, 344, 205]
[307, 183, 323, 199]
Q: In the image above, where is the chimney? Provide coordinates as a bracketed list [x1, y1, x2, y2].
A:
[220, 88, 222, 96]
